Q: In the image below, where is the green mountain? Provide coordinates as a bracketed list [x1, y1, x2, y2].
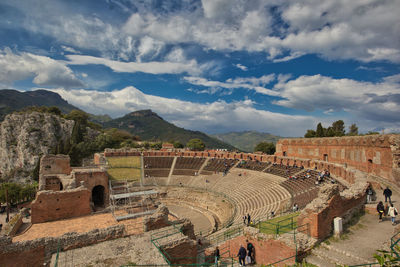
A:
[0, 89, 79, 121]
[103, 109, 236, 150]
[211, 131, 282, 152]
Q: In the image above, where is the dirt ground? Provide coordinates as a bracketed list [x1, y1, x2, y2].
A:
[13, 213, 143, 242]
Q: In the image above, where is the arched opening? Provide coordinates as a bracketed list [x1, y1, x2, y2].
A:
[92, 185, 105, 208]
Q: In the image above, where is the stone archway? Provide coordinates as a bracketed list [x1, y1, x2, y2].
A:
[92, 185, 105, 207]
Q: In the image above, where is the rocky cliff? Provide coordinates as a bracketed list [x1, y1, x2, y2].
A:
[0, 112, 74, 182]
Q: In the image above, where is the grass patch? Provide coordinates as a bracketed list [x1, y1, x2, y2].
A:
[257, 212, 300, 235]
[107, 156, 141, 168]
[107, 168, 141, 181]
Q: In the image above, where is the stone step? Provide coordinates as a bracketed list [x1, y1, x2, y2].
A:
[305, 254, 336, 267]
[310, 244, 369, 266]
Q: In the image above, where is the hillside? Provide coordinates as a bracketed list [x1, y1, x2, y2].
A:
[103, 110, 236, 150]
[211, 131, 282, 152]
[0, 89, 80, 121]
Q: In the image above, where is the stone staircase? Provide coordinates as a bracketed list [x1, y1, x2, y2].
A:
[306, 242, 373, 266]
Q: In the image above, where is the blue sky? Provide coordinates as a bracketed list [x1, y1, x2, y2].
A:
[0, 0, 400, 137]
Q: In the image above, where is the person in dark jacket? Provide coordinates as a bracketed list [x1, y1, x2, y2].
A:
[237, 245, 247, 266]
[214, 246, 220, 266]
[246, 239, 254, 264]
[384, 187, 392, 203]
[377, 201, 385, 222]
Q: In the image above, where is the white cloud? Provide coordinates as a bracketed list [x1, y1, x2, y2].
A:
[65, 54, 203, 75]
[183, 74, 278, 96]
[0, 47, 84, 88]
[120, 0, 400, 63]
[61, 45, 81, 54]
[234, 64, 248, 71]
[48, 86, 319, 137]
[6, 0, 400, 63]
[273, 74, 400, 123]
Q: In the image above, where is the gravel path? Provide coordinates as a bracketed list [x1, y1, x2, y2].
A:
[50, 233, 167, 266]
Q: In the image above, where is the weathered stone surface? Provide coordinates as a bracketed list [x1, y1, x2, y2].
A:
[143, 205, 170, 232]
[180, 219, 196, 240]
[31, 187, 91, 224]
[0, 112, 74, 181]
[0, 224, 125, 266]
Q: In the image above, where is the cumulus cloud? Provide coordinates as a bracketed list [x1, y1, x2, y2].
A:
[0, 47, 84, 88]
[183, 74, 278, 96]
[273, 74, 400, 123]
[48, 86, 319, 136]
[234, 64, 248, 71]
[120, 0, 400, 63]
[5, 0, 400, 63]
[65, 54, 203, 75]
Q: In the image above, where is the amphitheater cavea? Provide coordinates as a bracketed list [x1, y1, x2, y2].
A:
[1, 134, 400, 266]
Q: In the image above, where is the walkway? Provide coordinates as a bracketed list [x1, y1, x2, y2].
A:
[306, 187, 400, 266]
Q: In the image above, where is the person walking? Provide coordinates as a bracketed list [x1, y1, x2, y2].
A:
[377, 201, 385, 222]
[366, 186, 373, 203]
[214, 246, 220, 266]
[246, 239, 255, 264]
[247, 214, 251, 226]
[237, 245, 247, 266]
[388, 203, 398, 225]
[383, 187, 392, 203]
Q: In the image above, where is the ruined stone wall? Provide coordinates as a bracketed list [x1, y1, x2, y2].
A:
[162, 238, 198, 265]
[72, 169, 109, 204]
[40, 154, 71, 175]
[31, 187, 91, 224]
[0, 225, 124, 267]
[275, 135, 400, 186]
[205, 235, 296, 266]
[297, 182, 367, 240]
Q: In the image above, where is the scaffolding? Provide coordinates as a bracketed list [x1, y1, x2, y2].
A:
[109, 180, 159, 221]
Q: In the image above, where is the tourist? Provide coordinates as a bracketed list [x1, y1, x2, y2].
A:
[237, 245, 247, 266]
[388, 203, 398, 225]
[377, 201, 385, 222]
[247, 214, 251, 226]
[215, 246, 220, 266]
[383, 187, 392, 203]
[243, 215, 247, 225]
[366, 186, 373, 203]
[246, 239, 254, 264]
[292, 203, 299, 212]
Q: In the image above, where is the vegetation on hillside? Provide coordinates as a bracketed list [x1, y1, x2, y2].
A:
[0, 89, 78, 121]
[254, 141, 276, 154]
[103, 110, 236, 150]
[212, 131, 281, 152]
[186, 138, 205, 151]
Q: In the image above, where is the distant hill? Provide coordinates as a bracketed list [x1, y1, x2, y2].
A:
[0, 89, 79, 121]
[103, 109, 236, 150]
[211, 131, 282, 152]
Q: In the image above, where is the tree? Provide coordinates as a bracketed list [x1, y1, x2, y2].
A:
[325, 127, 335, 137]
[332, 120, 345, 136]
[186, 138, 205, 151]
[254, 142, 276, 154]
[348, 123, 358, 136]
[304, 130, 316, 138]
[316, 123, 325, 137]
[173, 141, 184, 149]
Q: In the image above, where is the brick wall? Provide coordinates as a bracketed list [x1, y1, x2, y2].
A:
[207, 235, 296, 266]
[72, 169, 109, 205]
[275, 135, 400, 186]
[297, 183, 367, 240]
[0, 225, 124, 267]
[31, 188, 91, 224]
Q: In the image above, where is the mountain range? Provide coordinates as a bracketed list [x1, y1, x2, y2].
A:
[0, 89, 237, 149]
[211, 131, 282, 152]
